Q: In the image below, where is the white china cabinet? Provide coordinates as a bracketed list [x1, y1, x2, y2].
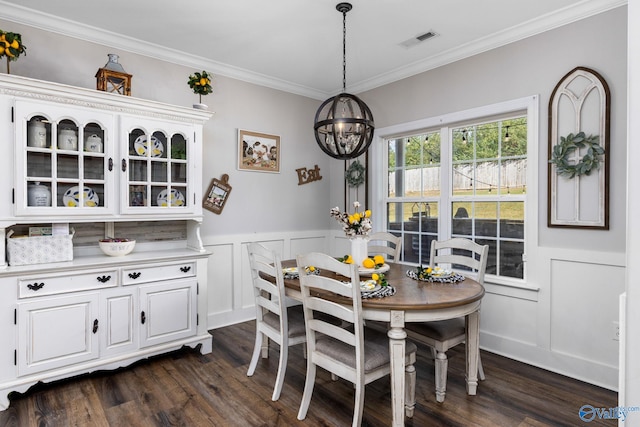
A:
[0, 74, 213, 411]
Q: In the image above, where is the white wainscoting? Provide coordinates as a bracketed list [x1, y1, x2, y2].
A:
[204, 230, 624, 390]
[203, 230, 330, 328]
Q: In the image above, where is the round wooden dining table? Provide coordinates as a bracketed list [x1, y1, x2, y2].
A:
[281, 260, 485, 427]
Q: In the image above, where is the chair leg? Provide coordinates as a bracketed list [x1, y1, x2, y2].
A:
[297, 362, 317, 420]
[271, 342, 288, 401]
[352, 382, 365, 427]
[478, 353, 486, 381]
[434, 351, 448, 403]
[404, 358, 416, 418]
[247, 329, 263, 377]
[261, 333, 269, 358]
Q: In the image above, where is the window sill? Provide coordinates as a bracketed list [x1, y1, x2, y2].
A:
[483, 277, 539, 301]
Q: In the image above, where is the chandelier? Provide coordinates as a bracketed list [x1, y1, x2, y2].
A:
[313, 2, 375, 160]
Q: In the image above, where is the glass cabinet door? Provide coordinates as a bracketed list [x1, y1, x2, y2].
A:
[15, 101, 114, 216]
[121, 117, 193, 214]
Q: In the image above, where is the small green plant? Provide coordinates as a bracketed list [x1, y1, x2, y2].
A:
[187, 70, 213, 104]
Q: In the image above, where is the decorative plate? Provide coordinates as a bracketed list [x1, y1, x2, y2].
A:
[431, 267, 453, 278]
[283, 266, 320, 279]
[157, 189, 185, 207]
[360, 280, 381, 293]
[134, 135, 164, 157]
[358, 263, 390, 276]
[63, 185, 99, 207]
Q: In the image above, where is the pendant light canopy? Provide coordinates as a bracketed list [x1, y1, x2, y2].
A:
[314, 2, 375, 160]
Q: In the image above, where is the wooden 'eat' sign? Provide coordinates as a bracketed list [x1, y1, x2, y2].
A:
[296, 165, 322, 185]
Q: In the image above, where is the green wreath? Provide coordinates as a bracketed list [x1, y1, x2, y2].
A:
[550, 131, 604, 179]
[345, 160, 365, 187]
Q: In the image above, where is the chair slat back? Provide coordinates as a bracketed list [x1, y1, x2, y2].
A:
[368, 231, 402, 262]
[296, 252, 364, 354]
[247, 243, 287, 325]
[429, 238, 489, 284]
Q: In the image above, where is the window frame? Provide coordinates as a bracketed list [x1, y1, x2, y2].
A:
[371, 96, 539, 289]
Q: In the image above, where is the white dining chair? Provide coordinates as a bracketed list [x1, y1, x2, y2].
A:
[246, 242, 307, 401]
[367, 231, 402, 262]
[295, 252, 417, 426]
[404, 237, 488, 403]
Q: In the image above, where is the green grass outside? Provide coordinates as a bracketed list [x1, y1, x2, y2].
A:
[388, 187, 525, 222]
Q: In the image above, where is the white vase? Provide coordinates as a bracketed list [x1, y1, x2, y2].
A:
[350, 236, 369, 267]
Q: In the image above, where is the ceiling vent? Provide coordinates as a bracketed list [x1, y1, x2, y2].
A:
[400, 30, 439, 48]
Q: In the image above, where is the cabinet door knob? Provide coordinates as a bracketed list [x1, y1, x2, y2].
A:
[180, 266, 191, 273]
[121, 158, 127, 172]
[128, 272, 141, 280]
[27, 282, 45, 291]
[141, 311, 146, 324]
[92, 319, 99, 334]
[108, 157, 113, 171]
[96, 275, 111, 283]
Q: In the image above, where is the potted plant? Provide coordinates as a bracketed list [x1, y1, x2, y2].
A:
[187, 70, 213, 109]
[0, 30, 26, 74]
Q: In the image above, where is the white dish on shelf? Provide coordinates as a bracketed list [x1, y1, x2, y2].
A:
[358, 263, 390, 276]
[157, 189, 185, 207]
[134, 135, 164, 157]
[63, 185, 99, 207]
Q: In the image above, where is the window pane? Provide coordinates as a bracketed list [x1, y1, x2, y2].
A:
[477, 238, 498, 276]
[476, 123, 499, 160]
[502, 118, 527, 157]
[500, 241, 524, 279]
[476, 160, 499, 195]
[453, 128, 473, 161]
[501, 159, 527, 195]
[476, 202, 497, 238]
[452, 163, 473, 196]
[500, 201, 524, 239]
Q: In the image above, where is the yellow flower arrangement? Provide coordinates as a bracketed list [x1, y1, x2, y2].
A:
[330, 201, 372, 237]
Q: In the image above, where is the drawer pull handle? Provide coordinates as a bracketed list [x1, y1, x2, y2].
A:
[141, 311, 146, 324]
[93, 319, 99, 334]
[128, 272, 141, 280]
[97, 275, 111, 283]
[27, 282, 45, 291]
[180, 266, 191, 273]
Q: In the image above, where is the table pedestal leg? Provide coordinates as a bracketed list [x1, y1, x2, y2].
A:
[465, 310, 480, 395]
[388, 310, 406, 427]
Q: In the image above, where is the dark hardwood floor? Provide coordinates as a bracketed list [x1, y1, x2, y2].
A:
[0, 321, 617, 426]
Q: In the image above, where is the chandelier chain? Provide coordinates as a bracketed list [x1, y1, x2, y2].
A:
[342, 8, 347, 92]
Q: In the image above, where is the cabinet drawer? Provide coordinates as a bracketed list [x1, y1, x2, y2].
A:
[19, 270, 118, 299]
[122, 262, 196, 285]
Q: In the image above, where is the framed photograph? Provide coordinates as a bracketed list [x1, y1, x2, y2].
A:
[238, 129, 280, 173]
[203, 174, 232, 215]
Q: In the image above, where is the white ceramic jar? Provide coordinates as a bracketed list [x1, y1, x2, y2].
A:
[84, 134, 103, 153]
[27, 182, 51, 206]
[58, 127, 78, 150]
[27, 120, 48, 148]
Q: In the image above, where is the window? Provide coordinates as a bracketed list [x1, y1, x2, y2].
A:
[373, 96, 538, 284]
